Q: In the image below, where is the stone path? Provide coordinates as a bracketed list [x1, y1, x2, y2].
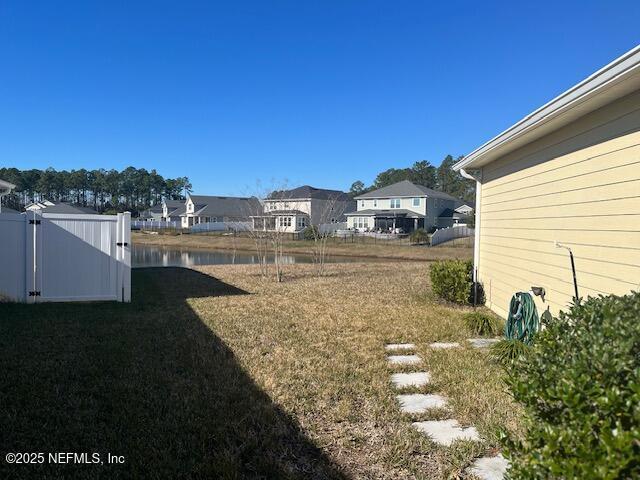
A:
[467, 454, 509, 480]
[397, 393, 447, 413]
[467, 338, 500, 348]
[428, 342, 460, 349]
[388, 354, 421, 365]
[391, 372, 430, 388]
[412, 419, 480, 446]
[385, 343, 416, 351]
[384, 340, 509, 478]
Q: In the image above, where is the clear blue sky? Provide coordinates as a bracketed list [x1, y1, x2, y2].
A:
[1, 1, 639, 195]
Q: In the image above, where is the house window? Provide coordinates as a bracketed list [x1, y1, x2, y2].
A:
[361, 200, 365, 207]
[280, 217, 291, 227]
[284, 202, 289, 209]
[412, 198, 420, 207]
[390, 198, 401, 208]
[373, 199, 377, 207]
[297, 217, 307, 228]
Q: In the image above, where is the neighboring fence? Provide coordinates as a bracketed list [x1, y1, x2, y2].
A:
[318, 222, 347, 235]
[430, 225, 475, 246]
[190, 221, 252, 233]
[132, 219, 181, 230]
[0, 212, 131, 303]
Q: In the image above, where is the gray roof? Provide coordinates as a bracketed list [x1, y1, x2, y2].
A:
[166, 205, 186, 217]
[163, 199, 185, 209]
[355, 180, 459, 201]
[268, 185, 350, 201]
[345, 208, 424, 218]
[37, 203, 98, 214]
[188, 195, 262, 217]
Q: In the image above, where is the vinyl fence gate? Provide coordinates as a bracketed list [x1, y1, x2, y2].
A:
[0, 211, 131, 303]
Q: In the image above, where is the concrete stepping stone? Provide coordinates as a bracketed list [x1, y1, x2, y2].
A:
[412, 419, 480, 446]
[468, 338, 501, 348]
[429, 342, 461, 349]
[391, 372, 430, 389]
[385, 343, 416, 351]
[388, 354, 421, 365]
[467, 454, 509, 480]
[397, 394, 448, 414]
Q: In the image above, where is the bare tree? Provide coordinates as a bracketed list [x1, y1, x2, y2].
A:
[306, 193, 348, 276]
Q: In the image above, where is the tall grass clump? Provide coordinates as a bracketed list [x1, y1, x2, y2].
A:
[463, 311, 501, 336]
[502, 292, 640, 478]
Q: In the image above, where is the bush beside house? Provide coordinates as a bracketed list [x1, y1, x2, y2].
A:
[503, 292, 640, 478]
[429, 259, 473, 304]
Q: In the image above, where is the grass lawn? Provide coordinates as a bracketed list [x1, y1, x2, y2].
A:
[131, 230, 473, 262]
[0, 262, 519, 479]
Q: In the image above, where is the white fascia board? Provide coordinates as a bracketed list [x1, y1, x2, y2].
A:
[454, 44, 640, 171]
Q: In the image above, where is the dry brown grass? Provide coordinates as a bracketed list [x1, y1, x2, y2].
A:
[188, 262, 521, 478]
[132, 231, 473, 262]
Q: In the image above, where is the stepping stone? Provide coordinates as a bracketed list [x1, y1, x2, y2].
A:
[385, 343, 416, 351]
[468, 338, 501, 348]
[388, 354, 421, 365]
[412, 419, 480, 446]
[429, 342, 460, 349]
[467, 454, 509, 480]
[397, 394, 448, 414]
[391, 372, 430, 389]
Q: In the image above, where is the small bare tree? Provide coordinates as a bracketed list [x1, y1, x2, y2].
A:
[307, 193, 348, 276]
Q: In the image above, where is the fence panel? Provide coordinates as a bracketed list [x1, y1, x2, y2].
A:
[0, 213, 27, 302]
[190, 221, 252, 233]
[430, 226, 475, 246]
[0, 212, 131, 303]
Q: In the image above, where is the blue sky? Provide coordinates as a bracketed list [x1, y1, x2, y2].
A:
[1, 1, 639, 195]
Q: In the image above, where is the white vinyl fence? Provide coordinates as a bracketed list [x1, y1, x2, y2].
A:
[190, 221, 252, 233]
[132, 219, 181, 230]
[430, 225, 475, 246]
[0, 212, 131, 303]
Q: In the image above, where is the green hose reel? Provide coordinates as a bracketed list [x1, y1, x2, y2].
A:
[505, 292, 540, 345]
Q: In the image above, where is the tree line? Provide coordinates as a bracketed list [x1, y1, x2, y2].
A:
[0, 167, 192, 214]
[349, 155, 475, 204]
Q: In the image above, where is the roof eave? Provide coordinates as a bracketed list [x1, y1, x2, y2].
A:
[454, 44, 640, 171]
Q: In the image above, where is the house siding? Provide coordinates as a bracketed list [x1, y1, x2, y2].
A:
[477, 90, 640, 318]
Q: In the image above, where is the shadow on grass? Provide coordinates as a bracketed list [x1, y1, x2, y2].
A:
[0, 267, 346, 479]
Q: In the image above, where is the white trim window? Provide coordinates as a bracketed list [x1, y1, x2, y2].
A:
[412, 198, 420, 207]
[361, 200, 365, 207]
[373, 199, 377, 207]
[296, 216, 307, 229]
[390, 198, 401, 208]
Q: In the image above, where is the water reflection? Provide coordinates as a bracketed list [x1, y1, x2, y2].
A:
[132, 244, 367, 268]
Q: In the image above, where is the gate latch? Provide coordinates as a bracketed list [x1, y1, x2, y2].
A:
[116, 242, 129, 247]
[29, 219, 41, 225]
[28, 291, 41, 296]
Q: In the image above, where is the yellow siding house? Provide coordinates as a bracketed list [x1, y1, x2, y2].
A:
[454, 45, 640, 318]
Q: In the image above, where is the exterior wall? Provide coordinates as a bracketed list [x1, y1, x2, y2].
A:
[347, 215, 374, 230]
[356, 196, 426, 215]
[263, 199, 312, 215]
[477, 90, 640, 318]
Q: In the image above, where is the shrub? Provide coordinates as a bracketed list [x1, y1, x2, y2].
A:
[409, 229, 429, 244]
[429, 259, 473, 304]
[503, 292, 640, 478]
[302, 226, 319, 241]
[490, 338, 529, 365]
[463, 311, 500, 336]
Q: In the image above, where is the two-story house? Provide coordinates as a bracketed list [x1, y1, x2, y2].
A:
[346, 180, 464, 233]
[180, 194, 261, 228]
[161, 199, 186, 222]
[254, 185, 354, 233]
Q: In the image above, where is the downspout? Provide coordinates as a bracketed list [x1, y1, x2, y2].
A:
[460, 168, 482, 292]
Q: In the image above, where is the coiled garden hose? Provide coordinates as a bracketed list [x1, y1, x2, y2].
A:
[505, 292, 539, 345]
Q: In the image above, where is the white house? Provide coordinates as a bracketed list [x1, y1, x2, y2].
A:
[161, 199, 186, 222]
[346, 180, 464, 232]
[0, 179, 16, 213]
[254, 185, 354, 234]
[181, 194, 261, 228]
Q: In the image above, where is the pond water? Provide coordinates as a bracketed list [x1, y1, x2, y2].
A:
[132, 244, 378, 268]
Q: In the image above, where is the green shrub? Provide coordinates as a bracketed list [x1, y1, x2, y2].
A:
[503, 292, 640, 478]
[409, 228, 429, 244]
[490, 338, 529, 365]
[463, 311, 500, 336]
[302, 226, 319, 241]
[429, 259, 473, 304]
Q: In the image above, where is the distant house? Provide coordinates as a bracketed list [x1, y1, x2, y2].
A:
[255, 185, 354, 233]
[0, 179, 16, 213]
[162, 199, 186, 222]
[25, 201, 98, 214]
[453, 45, 640, 319]
[180, 194, 261, 228]
[346, 180, 464, 233]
